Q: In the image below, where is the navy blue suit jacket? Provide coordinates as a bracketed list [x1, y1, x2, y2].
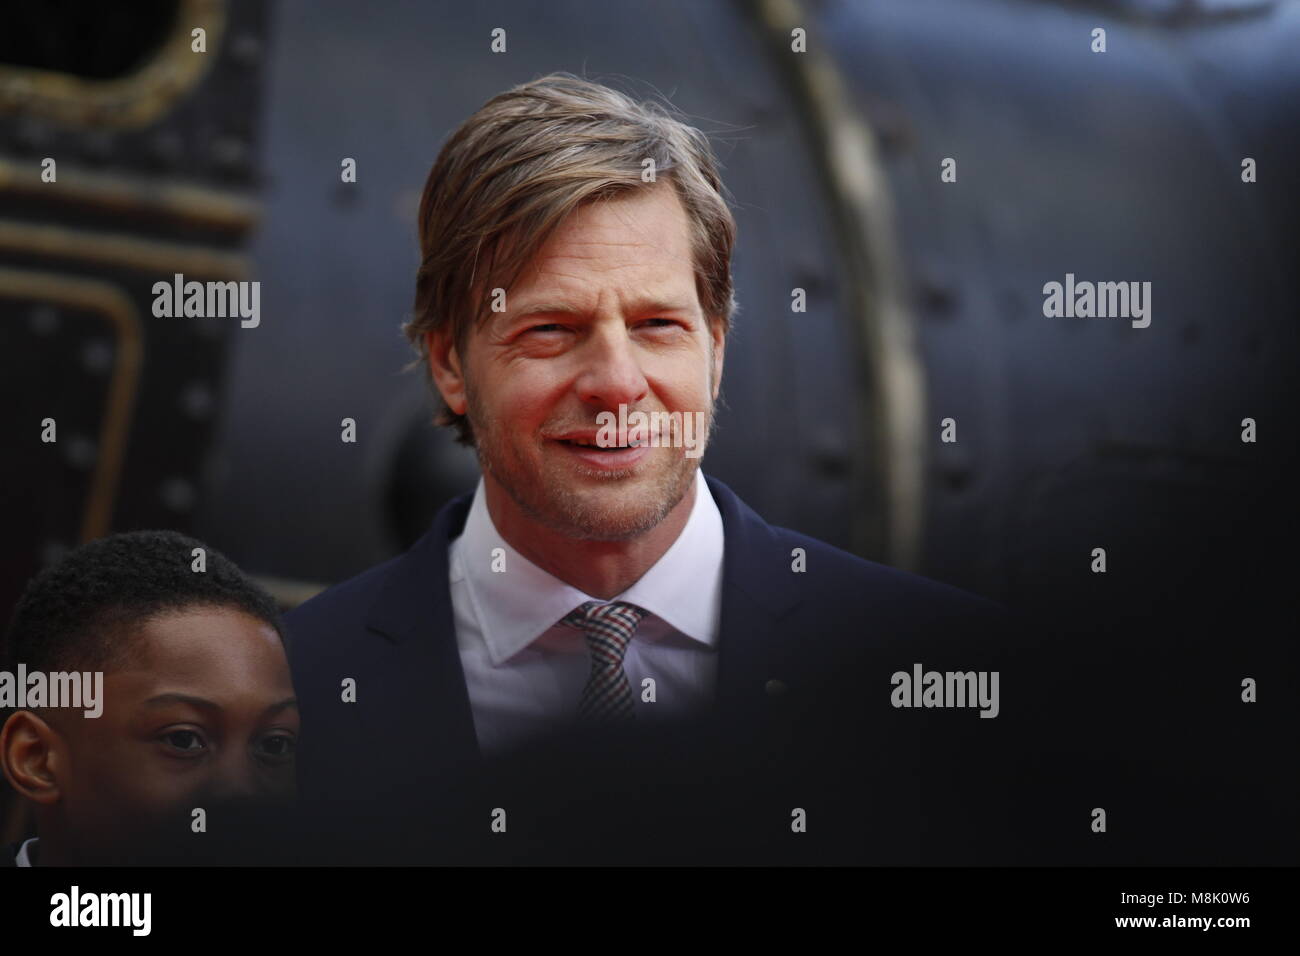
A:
[285, 475, 1040, 864]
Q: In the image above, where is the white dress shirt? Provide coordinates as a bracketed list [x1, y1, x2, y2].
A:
[448, 468, 724, 756]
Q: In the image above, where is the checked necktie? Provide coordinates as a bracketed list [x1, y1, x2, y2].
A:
[561, 600, 648, 722]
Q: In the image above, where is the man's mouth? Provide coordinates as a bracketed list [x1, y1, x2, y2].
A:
[549, 434, 653, 470]
[557, 437, 633, 451]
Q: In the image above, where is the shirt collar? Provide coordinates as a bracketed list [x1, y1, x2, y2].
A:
[451, 469, 724, 666]
[15, 837, 37, 867]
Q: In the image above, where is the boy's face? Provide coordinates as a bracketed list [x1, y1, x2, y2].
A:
[12, 606, 298, 862]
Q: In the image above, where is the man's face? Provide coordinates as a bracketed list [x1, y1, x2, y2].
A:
[432, 181, 725, 541]
[41, 607, 298, 860]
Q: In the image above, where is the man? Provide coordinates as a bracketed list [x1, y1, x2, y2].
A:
[1, 531, 298, 866]
[286, 74, 1032, 865]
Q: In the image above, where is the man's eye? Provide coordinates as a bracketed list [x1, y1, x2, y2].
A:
[257, 733, 297, 760]
[640, 318, 676, 328]
[527, 323, 565, 333]
[161, 729, 206, 754]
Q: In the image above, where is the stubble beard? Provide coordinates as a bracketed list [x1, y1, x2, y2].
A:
[467, 385, 713, 542]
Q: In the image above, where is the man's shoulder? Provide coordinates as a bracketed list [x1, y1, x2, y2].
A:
[286, 488, 475, 645]
[284, 552, 409, 648]
[706, 473, 1000, 623]
[767, 522, 1000, 618]
[280, 552, 433, 713]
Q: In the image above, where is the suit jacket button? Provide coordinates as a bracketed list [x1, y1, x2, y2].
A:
[765, 679, 787, 697]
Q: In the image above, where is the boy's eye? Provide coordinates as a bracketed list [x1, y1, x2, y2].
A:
[256, 733, 297, 761]
[161, 729, 206, 754]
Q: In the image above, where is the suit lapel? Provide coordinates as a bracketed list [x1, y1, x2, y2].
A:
[357, 492, 483, 781]
[705, 476, 808, 726]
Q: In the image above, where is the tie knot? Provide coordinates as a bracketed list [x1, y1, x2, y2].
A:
[561, 600, 647, 660]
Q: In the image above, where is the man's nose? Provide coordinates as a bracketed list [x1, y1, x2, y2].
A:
[573, 324, 648, 408]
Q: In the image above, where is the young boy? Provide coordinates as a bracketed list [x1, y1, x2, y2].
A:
[0, 530, 299, 865]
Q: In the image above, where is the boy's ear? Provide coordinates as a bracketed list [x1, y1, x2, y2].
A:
[425, 327, 468, 417]
[0, 711, 64, 806]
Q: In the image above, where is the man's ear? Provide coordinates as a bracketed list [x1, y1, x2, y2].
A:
[425, 328, 468, 416]
[709, 320, 726, 401]
[0, 711, 64, 806]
